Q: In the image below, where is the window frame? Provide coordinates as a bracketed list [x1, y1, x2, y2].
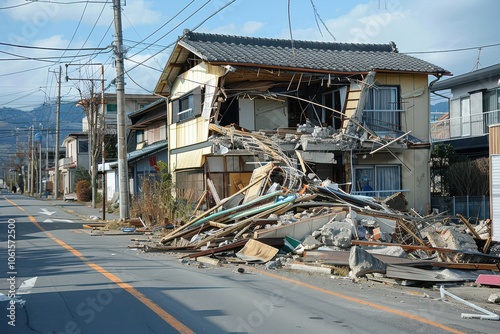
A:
[353, 164, 402, 198]
[363, 85, 402, 132]
[78, 139, 89, 154]
[171, 86, 203, 124]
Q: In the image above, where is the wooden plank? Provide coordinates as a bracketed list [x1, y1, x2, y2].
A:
[207, 178, 221, 204]
[457, 214, 481, 239]
[160, 173, 267, 243]
[196, 256, 221, 266]
[195, 202, 292, 248]
[243, 162, 274, 203]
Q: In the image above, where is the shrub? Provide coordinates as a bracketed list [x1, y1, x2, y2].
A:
[76, 180, 92, 202]
[130, 161, 192, 227]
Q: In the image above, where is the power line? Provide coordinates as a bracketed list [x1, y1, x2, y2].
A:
[404, 42, 500, 55]
[0, 49, 112, 62]
[126, 0, 236, 74]
[0, 42, 110, 51]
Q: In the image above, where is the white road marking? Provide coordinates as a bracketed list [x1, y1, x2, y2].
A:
[39, 208, 56, 216]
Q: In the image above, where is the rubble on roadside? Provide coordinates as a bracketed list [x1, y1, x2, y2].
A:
[123, 156, 499, 290]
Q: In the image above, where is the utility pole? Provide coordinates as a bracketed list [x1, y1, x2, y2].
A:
[101, 64, 106, 220]
[30, 125, 34, 196]
[113, 0, 130, 219]
[54, 65, 62, 199]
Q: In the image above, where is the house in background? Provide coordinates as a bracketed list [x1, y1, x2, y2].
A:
[430, 63, 500, 158]
[59, 132, 89, 195]
[154, 30, 450, 213]
[106, 98, 168, 199]
[83, 93, 159, 135]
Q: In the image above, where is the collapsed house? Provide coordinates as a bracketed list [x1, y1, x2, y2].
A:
[154, 29, 451, 213]
[145, 31, 491, 279]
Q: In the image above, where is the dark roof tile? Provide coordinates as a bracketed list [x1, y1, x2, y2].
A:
[179, 30, 449, 75]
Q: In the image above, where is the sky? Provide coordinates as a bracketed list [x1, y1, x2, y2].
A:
[0, 0, 499, 111]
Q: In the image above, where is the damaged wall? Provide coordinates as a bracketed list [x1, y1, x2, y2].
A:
[168, 63, 224, 173]
[375, 73, 430, 141]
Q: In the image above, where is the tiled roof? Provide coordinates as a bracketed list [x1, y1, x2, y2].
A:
[179, 30, 450, 75]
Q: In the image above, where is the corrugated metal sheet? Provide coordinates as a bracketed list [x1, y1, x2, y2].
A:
[492, 155, 500, 242]
[173, 147, 211, 169]
[489, 124, 500, 154]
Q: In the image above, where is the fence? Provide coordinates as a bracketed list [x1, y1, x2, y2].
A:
[430, 195, 490, 222]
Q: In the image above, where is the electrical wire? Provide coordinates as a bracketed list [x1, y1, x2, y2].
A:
[404, 42, 500, 55]
[126, 0, 211, 61]
[126, 0, 236, 74]
[55, 0, 90, 63]
[126, 0, 197, 58]
[0, 42, 110, 51]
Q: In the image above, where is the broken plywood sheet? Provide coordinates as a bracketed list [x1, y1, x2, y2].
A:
[236, 239, 279, 263]
[243, 162, 274, 203]
[253, 211, 346, 240]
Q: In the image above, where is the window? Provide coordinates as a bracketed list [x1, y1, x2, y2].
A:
[78, 140, 88, 153]
[354, 165, 401, 198]
[171, 86, 203, 123]
[483, 88, 500, 126]
[460, 97, 471, 136]
[107, 104, 118, 114]
[320, 89, 343, 129]
[136, 130, 144, 143]
[363, 86, 401, 132]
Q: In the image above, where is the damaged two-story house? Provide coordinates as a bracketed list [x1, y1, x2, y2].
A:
[154, 30, 450, 213]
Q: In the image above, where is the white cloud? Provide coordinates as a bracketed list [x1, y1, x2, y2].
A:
[242, 21, 265, 35]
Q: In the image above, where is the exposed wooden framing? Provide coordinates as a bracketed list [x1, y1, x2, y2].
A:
[483, 237, 492, 254]
[396, 219, 425, 246]
[457, 213, 481, 239]
[160, 174, 267, 243]
[195, 202, 291, 248]
[369, 131, 411, 154]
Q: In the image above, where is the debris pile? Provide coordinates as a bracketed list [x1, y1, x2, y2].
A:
[138, 160, 500, 288]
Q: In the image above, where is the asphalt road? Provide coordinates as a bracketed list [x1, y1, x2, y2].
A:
[1, 193, 498, 333]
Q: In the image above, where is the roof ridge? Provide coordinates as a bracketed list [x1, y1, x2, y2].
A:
[183, 29, 397, 53]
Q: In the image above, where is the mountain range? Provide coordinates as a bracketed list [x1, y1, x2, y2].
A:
[0, 102, 85, 163]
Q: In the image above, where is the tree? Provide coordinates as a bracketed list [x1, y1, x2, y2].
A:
[447, 158, 489, 196]
[76, 83, 103, 209]
[430, 143, 489, 196]
[430, 143, 459, 196]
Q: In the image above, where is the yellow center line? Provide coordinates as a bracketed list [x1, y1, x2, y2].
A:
[5, 196, 194, 334]
[249, 267, 465, 334]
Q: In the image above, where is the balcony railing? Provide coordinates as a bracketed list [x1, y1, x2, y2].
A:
[431, 109, 500, 141]
[58, 157, 74, 167]
[362, 109, 404, 132]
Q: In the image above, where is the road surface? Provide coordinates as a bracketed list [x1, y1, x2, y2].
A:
[1, 193, 497, 333]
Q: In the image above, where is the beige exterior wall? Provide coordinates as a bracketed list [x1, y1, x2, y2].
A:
[361, 73, 431, 212]
[374, 73, 430, 140]
[168, 63, 224, 172]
